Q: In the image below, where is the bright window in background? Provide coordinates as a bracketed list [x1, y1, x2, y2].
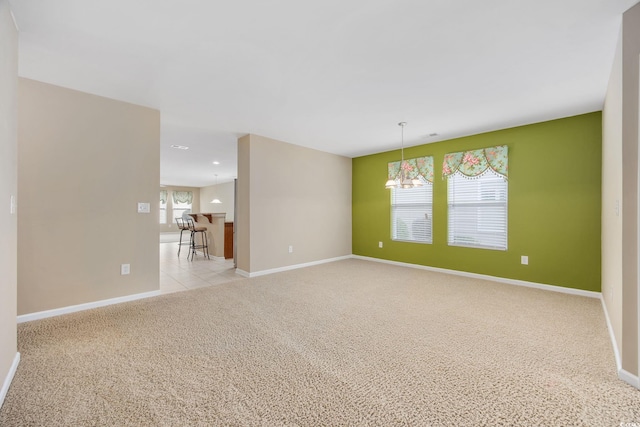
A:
[391, 179, 433, 243]
[387, 156, 434, 244]
[159, 190, 167, 224]
[447, 170, 507, 249]
[443, 146, 508, 250]
[171, 191, 193, 222]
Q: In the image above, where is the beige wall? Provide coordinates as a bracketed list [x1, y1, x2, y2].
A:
[159, 186, 200, 233]
[621, 1, 640, 378]
[237, 134, 351, 274]
[602, 27, 623, 360]
[0, 0, 18, 401]
[18, 78, 160, 315]
[199, 181, 234, 222]
[237, 135, 251, 271]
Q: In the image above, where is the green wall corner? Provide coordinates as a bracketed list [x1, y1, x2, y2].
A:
[352, 112, 602, 292]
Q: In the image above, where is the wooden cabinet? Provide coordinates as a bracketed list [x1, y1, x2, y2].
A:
[224, 222, 234, 259]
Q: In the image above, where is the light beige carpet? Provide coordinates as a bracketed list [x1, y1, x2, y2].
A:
[1, 259, 639, 426]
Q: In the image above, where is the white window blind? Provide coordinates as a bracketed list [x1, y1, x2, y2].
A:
[391, 179, 433, 243]
[159, 190, 167, 224]
[171, 191, 193, 222]
[447, 170, 507, 250]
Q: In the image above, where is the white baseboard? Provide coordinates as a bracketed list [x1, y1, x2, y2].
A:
[235, 255, 352, 278]
[0, 352, 20, 409]
[602, 300, 640, 391]
[600, 297, 622, 373]
[352, 255, 601, 299]
[237, 254, 601, 298]
[17, 290, 162, 323]
[619, 369, 640, 389]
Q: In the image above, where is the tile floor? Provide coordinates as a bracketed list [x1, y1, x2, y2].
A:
[159, 242, 243, 294]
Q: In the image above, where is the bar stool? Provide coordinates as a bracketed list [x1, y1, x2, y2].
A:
[175, 218, 191, 256]
[186, 217, 210, 261]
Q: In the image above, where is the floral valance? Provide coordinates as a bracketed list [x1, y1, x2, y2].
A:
[172, 191, 193, 204]
[442, 145, 508, 180]
[388, 156, 434, 183]
[160, 190, 168, 204]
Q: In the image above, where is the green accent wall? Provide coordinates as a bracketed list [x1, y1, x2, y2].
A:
[352, 112, 602, 292]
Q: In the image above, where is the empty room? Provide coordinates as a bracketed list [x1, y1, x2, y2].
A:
[2, 0, 640, 425]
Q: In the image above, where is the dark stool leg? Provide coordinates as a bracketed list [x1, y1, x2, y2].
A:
[177, 227, 184, 256]
[203, 231, 210, 259]
[189, 230, 196, 261]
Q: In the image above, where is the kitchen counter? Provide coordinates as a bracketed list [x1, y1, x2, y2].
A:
[187, 212, 226, 259]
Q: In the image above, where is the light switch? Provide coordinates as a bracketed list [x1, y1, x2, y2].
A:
[137, 202, 151, 213]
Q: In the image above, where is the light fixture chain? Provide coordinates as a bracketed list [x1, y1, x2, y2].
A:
[385, 121, 420, 189]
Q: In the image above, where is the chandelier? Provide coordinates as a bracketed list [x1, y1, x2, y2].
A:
[385, 122, 423, 189]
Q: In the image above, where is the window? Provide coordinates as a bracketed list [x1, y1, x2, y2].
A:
[388, 156, 434, 243]
[172, 191, 193, 222]
[159, 190, 167, 224]
[447, 170, 507, 249]
[391, 179, 433, 243]
[443, 146, 508, 250]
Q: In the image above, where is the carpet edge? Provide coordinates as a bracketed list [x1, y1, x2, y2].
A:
[0, 352, 19, 410]
[17, 290, 162, 323]
[352, 255, 601, 298]
[238, 255, 353, 278]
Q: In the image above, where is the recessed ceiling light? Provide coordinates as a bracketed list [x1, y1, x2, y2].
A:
[170, 144, 189, 150]
[212, 161, 220, 165]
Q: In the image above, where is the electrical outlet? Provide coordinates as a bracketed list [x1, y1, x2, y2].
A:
[521, 256, 528, 265]
[137, 202, 150, 213]
[120, 264, 130, 275]
[379, 241, 383, 248]
[288, 245, 293, 253]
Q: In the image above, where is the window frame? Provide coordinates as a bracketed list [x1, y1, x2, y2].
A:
[390, 177, 433, 244]
[446, 169, 508, 251]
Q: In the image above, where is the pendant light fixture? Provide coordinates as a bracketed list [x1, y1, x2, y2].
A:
[210, 174, 222, 204]
[385, 122, 423, 189]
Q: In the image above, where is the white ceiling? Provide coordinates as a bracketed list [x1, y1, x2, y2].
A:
[10, 0, 638, 187]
